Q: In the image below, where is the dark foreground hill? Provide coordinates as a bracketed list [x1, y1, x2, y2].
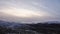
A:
[28, 21, 60, 34]
[0, 20, 39, 34]
[0, 20, 60, 34]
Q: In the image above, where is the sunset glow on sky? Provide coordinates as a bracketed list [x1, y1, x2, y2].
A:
[1, 8, 44, 18]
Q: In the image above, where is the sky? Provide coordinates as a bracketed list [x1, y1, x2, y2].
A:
[0, 0, 60, 23]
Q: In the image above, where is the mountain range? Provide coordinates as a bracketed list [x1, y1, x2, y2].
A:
[0, 20, 60, 34]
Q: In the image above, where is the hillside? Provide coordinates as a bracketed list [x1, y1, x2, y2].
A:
[0, 20, 60, 34]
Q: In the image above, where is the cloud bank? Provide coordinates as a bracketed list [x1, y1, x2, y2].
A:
[0, 0, 60, 23]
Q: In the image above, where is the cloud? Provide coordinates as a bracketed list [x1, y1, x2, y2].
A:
[0, 0, 60, 23]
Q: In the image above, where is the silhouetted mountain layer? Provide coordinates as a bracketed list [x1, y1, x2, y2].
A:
[0, 20, 60, 34]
